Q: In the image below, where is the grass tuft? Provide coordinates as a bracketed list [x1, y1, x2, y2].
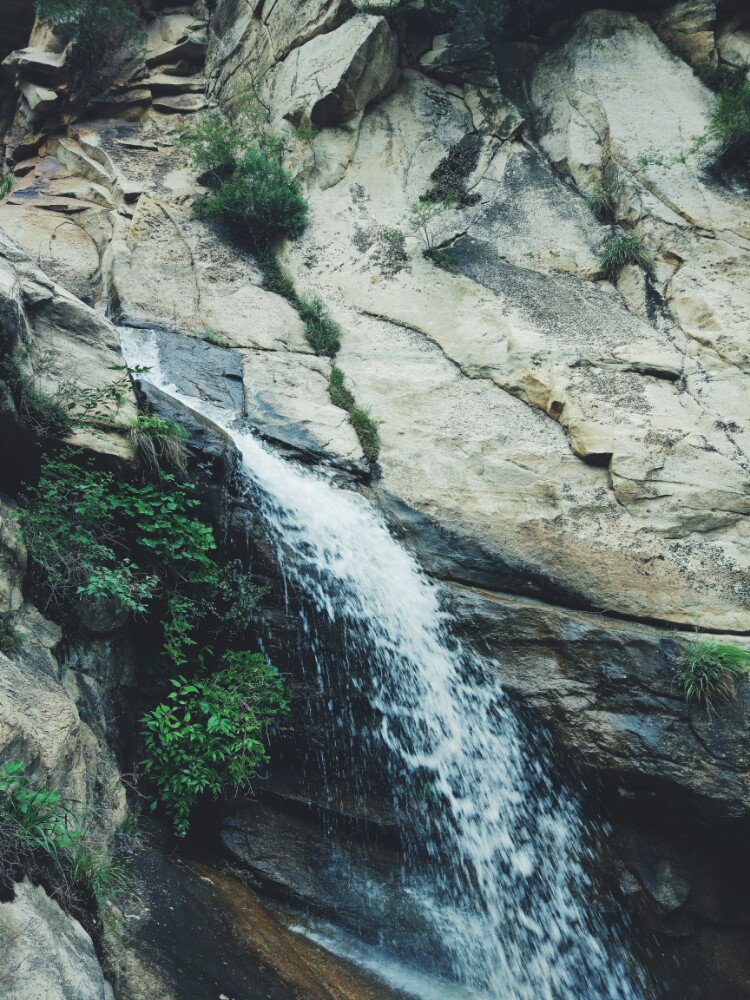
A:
[597, 235, 651, 280]
[676, 638, 750, 717]
[328, 366, 380, 463]
[298, 298, 342, 357]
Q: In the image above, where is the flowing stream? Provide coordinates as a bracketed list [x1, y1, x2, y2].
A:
[121, 330, 647, 1000]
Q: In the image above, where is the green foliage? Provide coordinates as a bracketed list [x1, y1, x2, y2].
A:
[408, 196, 456, 254]
[1, 353, 141, 437]
[174, 112, 243, 188]
[195, 148, 309, 247]
[202, 329, 229, 347]
[130, 414, 188, 475]
[328, 365, 356, 411]
[177, 110, 308, 249]
[597, 234, 651, 279]
[587, 159, 624, 222]
[140, 651, 289, 836]
[33, 0, 141, 91]
[696, 65, 750, 171]
[293, 124, 318, 143]
[0, 761, 82, 861]
[0, 614, 23, 656]
[298, 297, 342, 357]
[328, 366, 380, 463]
[0, 174, 13, 201]
[17, 454, 217, 639]
[258, 251, 297, 302]
[677, 639, 750, 716]
[0, 760, 127, 917]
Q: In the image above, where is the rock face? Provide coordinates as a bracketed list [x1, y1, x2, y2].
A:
[2, 0, 750, 994]
[0, 881, 114, 1000]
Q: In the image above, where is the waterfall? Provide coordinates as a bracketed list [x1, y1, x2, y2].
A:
[121, 329, 647, 1000]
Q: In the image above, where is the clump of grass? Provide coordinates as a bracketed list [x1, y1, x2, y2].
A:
[130, 414, 188, 475]
[257, 252, 297, 302]
[202, 330, 228, 347]
[676, 638, 750, 717]
[298, 298, 342, 357]
[0, 356, 73, 437]
[0, 613, 23, 656]
[695, 64, 750, 172]
[328, 366, 380, 463]
[328, 365, 355, 410]
[587, 159, 624, 222]
[597, 235, 651, 279]
[0, 174, 13, 201]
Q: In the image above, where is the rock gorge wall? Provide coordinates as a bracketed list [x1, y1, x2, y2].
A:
[0, 0, 750, 996]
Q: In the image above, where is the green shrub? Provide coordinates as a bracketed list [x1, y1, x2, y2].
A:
[0, 761, 81, 861]
[0, 356, 73, 437]
[195, 148, 309, 248]
[298, 297, 342, 357]
[425, 248, 459, 272]
[0, 174, 12, 201]
[597, 234, 651, 279]
[33, 0, 141, 91]
[695, 66, 750, 171]
[130, 414, 188, 475]
[141, 651, 289, 836]
[677, 639, 750, 716]
[408, 196, 456, 255]
[17, 454, 217, 649]
[587, 159, 624, 222]
[174, 112, 243, 188]
[0, 614, 23, 656]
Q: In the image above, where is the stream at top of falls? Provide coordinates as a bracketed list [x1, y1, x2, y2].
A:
[120, 328, 649, 1000]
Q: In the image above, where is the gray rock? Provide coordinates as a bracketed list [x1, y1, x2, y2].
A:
[0, 881, 113, 1000]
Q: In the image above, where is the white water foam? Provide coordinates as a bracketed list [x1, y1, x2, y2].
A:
[121, 328, 647, 1000]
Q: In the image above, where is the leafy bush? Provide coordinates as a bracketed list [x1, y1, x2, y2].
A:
[587, 159, 624, 222]
[408, 196, 456, 255]
[0, 174, 12, 201]
[195, 148, 309, 247]
[597, 235, 651, 279]
[130, 414, 188, 475]
[141, 651, 289, 836]
[677, 639, 750, 716]
[695, 66, 750, 171]
[33, 0, 141, 91]
[174, 112, 244, 188]
[17, 454, 217, 646]
[298, 297, 342, 357]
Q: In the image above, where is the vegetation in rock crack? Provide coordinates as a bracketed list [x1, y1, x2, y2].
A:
[0, 174, 13, 201]
[425, 136, 482, 207]
[140, 651, 289, 837]
[130, 414, 189, 475]
[597, 235, 651, 280]
[0, 352, 142, 438]
[329, 366, 381, 463]
[202, 329, 229, 347]
[0, 613, 23, 656]
[298, 298, 342, 357]
[587, 159, 624, 223]
[677, 639, 750, 717]
[425, 248, 459, 272]
[408, 196, 457, 258]
[693, 65, 750, 173]
[33, 0, 141, 93]
[176, 110, 308, 248]
[0, 760, 127, 931]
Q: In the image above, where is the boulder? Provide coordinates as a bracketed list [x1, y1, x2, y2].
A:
[656, 0, 717, 70]
[419, 25, 498, 87]
[266, 14, 399, 128]
[0, 881, 114, 1000]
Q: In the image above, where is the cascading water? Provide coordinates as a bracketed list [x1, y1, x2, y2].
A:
[122, 329, 648, 1000]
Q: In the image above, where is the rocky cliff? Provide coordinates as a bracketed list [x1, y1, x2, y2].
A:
[1, 0, 749, 996]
